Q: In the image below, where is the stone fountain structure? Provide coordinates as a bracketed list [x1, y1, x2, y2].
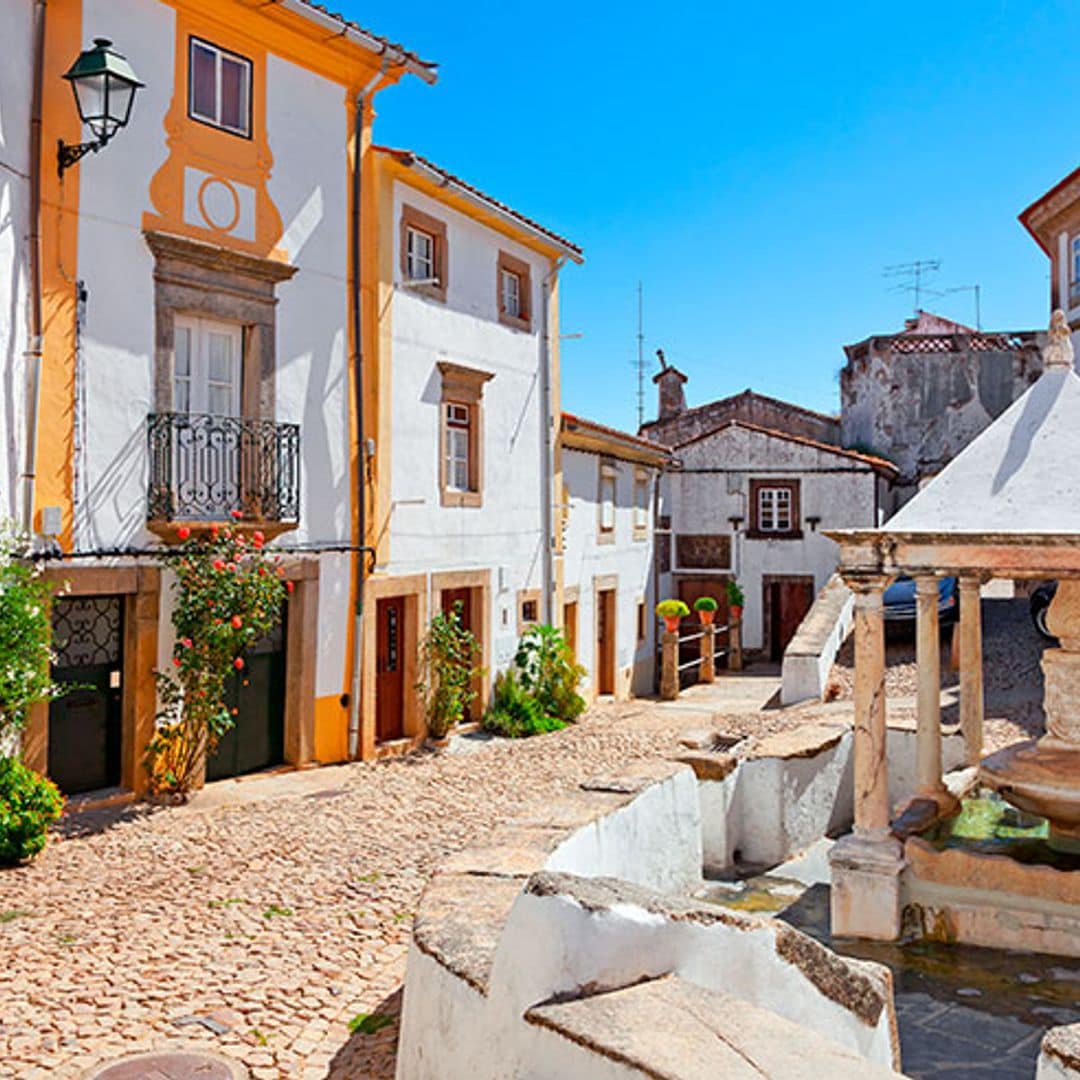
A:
[825, 310, 1080, 956]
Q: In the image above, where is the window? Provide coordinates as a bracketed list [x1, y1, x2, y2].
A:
[522, 599, 538, 623]
[1072, 235, 1080, 283]
[749, 479, 802, 539]
[598, 465, 616, 541]
[401, 205, 447, 301]
[518, 588, 541, 634]
[637, 601, 646, 643]
[438, 361, 493, 507]
[445, 402, 471, 492]
[633, 470, 650, 539]
[407, 227, 435, 282]
[497, 251, 532, 329]
[189, 38, 251, 137]
[501, 269, 521, 318]
[173, 316, 242, 416]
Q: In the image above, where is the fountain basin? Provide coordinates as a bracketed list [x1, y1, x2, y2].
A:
[979, 740, 1080, 848]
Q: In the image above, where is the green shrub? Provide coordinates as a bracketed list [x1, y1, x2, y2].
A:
[693, 596, 718, 612]
[416, 602, 482, 738]
[655, 599, 689, 619]
[483, 669, 565, 738]
[725, 580, 745, 608]
[514, 624, 587, 724]
[0, 757, 63, 866]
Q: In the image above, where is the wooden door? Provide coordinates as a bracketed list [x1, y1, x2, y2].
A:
[376, 597, 405, 741]
[563, 601, 578, 660]
[208, 609, 287, 781]
[767, 577, 815, 661]
[596, 589, 616, 694]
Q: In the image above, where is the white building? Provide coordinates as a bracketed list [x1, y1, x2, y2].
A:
[661, 419, 895, 659]
[560, 413, 669, 700]
[2, 0, 436, 796]
[360, 147, 583, 754]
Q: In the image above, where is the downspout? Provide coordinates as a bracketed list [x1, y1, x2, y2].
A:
[347, 56, 391, 761]
[540, 258, 566, 625]
[23, 0, 47, 536]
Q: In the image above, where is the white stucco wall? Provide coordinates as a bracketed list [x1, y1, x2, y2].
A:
[0, 0, 35, 522]
[562, 447, 658, 696]
[663, 424, 882, 651]
[68, 0, 355, 697]
[385, 178, 554, 677]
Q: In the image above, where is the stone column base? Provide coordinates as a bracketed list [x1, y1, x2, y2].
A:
[829, 832, 905, 941]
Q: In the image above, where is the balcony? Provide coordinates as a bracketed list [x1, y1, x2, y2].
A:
[147, 412, 300, 535]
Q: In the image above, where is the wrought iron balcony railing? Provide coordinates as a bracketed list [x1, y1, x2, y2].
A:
[147, 412, 300, 524]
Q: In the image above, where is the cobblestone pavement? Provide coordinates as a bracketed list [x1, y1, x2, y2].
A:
[0, 691, 791, 1080]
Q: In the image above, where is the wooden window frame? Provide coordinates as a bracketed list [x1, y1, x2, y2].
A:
[597, 461, 617, 544]
[748, 478, 803, 540]
[497, 250, 532, 331]
[636, 599, 647, 643]
[438, 362, 493, 508]
[517, 588, 542, 635]
[401, 204, 447, 302]
[188, 37, 253, 139]
[632, 468, 650, 541]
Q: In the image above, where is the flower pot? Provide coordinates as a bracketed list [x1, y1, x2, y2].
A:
[729, 605, 743, 622]
[662, 615, 681, 634]
[698, 610, 715, 626]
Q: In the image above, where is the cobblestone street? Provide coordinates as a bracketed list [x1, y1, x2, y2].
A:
[0, 694, 781, 1080]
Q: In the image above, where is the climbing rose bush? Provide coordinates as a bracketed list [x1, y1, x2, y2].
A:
[147, 521, 288, 798]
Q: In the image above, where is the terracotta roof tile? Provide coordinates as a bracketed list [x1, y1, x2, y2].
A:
[375, 146, 583, 260]
[562, 412, 669, 454]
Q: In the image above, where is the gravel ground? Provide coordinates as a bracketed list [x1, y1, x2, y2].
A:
[0, 695, 790, 1080]
[830, 597, 1046, 751]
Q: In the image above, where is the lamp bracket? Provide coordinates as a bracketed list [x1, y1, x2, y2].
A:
[57, 135, 109, 177]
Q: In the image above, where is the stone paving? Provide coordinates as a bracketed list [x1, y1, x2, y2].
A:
[0, 684, 794, 1080]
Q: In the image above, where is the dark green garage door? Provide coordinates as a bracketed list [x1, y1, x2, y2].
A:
[48, 596, 124, 795]
[207, 609, 286, 781]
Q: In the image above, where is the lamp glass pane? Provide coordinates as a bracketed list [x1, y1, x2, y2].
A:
[75, 72, 106, 123]
[107, 77, 135, 127]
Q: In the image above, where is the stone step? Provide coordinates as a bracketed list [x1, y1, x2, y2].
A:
[524, 973, 907, 1079]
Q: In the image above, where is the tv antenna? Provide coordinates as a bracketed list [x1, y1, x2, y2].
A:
[635, 282, 645, 429]
[943, 284, 982, 331]
[883, 259, 942, 314]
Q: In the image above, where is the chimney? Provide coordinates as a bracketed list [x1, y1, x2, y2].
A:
[652, 348, 688, 421]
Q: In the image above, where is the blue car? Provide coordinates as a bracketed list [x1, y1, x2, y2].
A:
[883, 575, 959, 624]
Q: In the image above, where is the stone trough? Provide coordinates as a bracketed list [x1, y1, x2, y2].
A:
[396, 722, 985, 1080]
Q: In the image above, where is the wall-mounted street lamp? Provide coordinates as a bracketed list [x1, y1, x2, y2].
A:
[58, 38, 143, 176]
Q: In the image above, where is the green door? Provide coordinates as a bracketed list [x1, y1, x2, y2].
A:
[207, 609, 286, 781]
[48, 597, 124, 795]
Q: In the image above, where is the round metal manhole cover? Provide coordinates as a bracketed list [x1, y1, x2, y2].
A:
[87, 1051, 247, 1080]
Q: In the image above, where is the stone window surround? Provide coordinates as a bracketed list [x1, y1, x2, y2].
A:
[497, 250, 532, 331]
[401, 203, 448, 303]
[517, 587, 542, 636]
[748, 478, 803, 540]
[438, 361, 494, 509]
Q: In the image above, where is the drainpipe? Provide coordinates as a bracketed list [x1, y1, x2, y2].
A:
[347, 57, 392, 761]
[539, 258, 566, 625]
[22, 0, 47, 537]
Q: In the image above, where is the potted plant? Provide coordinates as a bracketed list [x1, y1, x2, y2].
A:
[693, 596, 718, 625]
[725, 579, 745, 622]
[655, 599, 689, 634]
[416, 601, 482, 747]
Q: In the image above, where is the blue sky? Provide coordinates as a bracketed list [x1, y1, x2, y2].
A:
[348, 0, 1075, 431]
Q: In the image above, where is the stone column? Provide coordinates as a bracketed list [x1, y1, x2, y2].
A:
[915, 574, 947, 801]
[852, 579, 890, 834]
[958, 575, 984, 766]
[829, 574, 905, 942]
[660, 631, 679, 700]
[700, 625, 715, 683]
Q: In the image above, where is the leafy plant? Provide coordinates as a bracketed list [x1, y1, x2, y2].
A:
[349, 1012, 395, 1036]
[655, 599, 689, 619]
[693, 596, 718, 613]
[483, 668, 564, 738]
[146, 521, 287, 798]
[415, 601, 482, 739]
[0, 525, 65, 742]
[514, 624, 586, 724]
[725, 580, 745, 608]
[0, 757, 63, 865]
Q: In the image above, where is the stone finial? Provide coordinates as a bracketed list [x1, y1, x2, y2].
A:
[1044, 309, 1075, 370]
